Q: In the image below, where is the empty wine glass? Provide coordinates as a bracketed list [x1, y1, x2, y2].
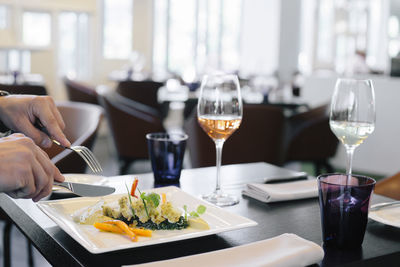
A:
[197, 74, 243, 206]
[329, 78, 376, 177]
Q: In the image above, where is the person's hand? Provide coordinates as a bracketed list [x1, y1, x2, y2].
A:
[0, 95, 70, 148]
[0, 134, 64, 202]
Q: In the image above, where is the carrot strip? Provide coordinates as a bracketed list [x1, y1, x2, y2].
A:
[130, 227, 152, 237]
[130, 177, 139, 198]
[162, 193, 166, 204]
[93, 223, 124, 234]
[105, 220, 137, 241]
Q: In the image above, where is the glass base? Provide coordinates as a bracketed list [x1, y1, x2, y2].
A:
[202, 192, 239, 207]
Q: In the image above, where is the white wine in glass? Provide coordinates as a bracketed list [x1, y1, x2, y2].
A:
[329, 78, 375, 177]
[197, 74, 243, 206]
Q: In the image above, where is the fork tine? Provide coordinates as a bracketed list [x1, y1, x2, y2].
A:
[78, 149, 100, 173]
[47, 136, 103, 173]
[81, 147, 102, 173]
[74, 149, 97, 173]
[78, 147, 103, 173]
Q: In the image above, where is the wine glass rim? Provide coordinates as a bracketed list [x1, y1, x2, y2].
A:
[337, 78, 373, 83]
[203, 73, 239, 79]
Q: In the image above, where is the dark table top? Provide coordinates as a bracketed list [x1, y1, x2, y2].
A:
[0, 162, 399, 267]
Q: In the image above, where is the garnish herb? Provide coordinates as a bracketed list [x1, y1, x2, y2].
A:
[197, 205, 206, 214]
[183, 204, 207, 219]
[141, 192, 160, 208]
[137, 188, 150, 219]
[183, 205, 188, 220]
[125, 183, 136, 216]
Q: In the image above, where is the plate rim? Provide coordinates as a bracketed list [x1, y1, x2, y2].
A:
[369, 205, 400, 228]
[37, 186, 258, 254]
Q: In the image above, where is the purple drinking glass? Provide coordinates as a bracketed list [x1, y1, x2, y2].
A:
[318, 173, 375, 249]
[146, 132, 188, 185]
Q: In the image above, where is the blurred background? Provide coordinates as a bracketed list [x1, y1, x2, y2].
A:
[0, 0, 398, 179]
[2, 1, 400, 266]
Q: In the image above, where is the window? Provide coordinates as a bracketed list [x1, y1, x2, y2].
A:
[300, 0, 387, 74]
[152, 0, 168, 75]
[0, 50, 31, 73]
[0, 5, 8, 29]
[103, 0, 133, 59]
[58, 12, 90, 79]
[22, 11, 51, 46]
[168, 0, 196, 74]
[153, 0, 242, 77]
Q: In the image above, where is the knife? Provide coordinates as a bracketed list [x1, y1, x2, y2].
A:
[54, 182, 115, 197]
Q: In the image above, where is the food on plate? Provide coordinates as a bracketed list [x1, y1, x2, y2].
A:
[188, 217, 210, 230]
[102, 195, 188, 230]
[72, 200, 113, 225]
[72, 178, 209, 241]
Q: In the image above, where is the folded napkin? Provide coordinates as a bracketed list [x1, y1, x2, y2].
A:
[242, 179, 318, 203]
[128, 233, 324, 267]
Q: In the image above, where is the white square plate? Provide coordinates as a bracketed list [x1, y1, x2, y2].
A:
[37, 186, 257, 254]
[369, 205, 400, 228]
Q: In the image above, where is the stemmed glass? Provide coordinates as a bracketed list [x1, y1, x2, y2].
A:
[197, 74, 243, 206]
[329, 78, 375, 179]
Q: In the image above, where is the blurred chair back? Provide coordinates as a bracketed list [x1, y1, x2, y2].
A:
[184, 104, 286, 168]
[64, 77, 99, 105]
[374, 172, 400, 200]
[98, 88, 165, 174]
[283, 104, 339, 175]
[116, 80, 163, 111]
[43, 101, 103, 173]
[0, 83, 47, 95]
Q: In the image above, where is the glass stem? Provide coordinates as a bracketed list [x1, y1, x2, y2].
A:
[214, 140, 224, 195]
[345, 147, 355, 185]
[345, 147, 355, 175]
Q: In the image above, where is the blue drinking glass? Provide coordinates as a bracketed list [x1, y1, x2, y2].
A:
[146, 132, 188, 184]
[318, 173, 375, 249]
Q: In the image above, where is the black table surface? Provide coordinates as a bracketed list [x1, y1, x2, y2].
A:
[1, 162, 399, 267]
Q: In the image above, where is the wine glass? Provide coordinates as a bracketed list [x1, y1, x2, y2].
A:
[197, 74, 243, 206]
[329, 78, 375, 177]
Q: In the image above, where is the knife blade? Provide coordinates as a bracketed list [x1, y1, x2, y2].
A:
[54, 182, 115, 197]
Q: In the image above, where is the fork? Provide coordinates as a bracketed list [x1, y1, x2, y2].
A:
[35, 121, 103, 173]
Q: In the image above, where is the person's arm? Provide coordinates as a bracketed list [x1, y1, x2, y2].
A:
[0, 134, 64, 202]
[0, 95, 70, 148]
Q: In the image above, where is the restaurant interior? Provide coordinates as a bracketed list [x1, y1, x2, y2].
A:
[1, 0, 400, 266]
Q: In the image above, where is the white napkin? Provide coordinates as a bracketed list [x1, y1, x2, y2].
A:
[242, 179, 318, 203]
[128, 233, 324, 267]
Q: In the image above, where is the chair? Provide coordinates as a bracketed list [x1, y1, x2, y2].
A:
[374, 172, 400, 200]
[184, 104, 286, 168]
[43, 101, 103, 173]
[98, 88, 165, 174]
[116, 80, 163, 110]
[63, 77, 99, 105]
[283, 104, 339, 175]
[0, 83, 47, 95]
